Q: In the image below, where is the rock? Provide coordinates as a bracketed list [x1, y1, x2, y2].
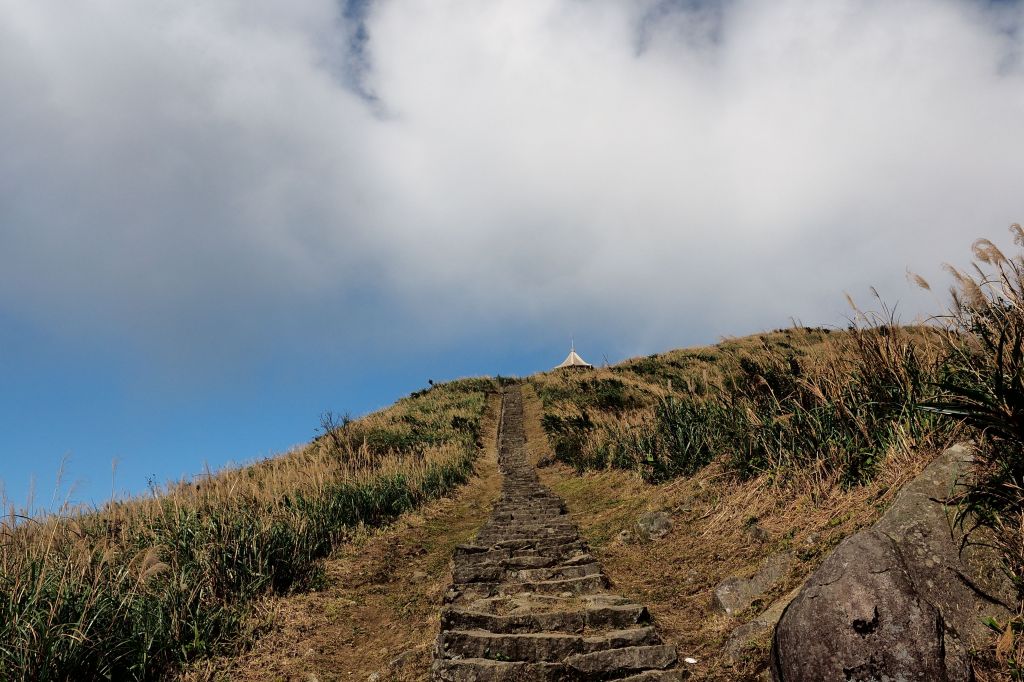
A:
[636, 511, 673, 540]
[713, 552, 793, 616]
[745, 523, 770, 544]
[724, 585, 803, 664]
[771, 444, 1015, 682]
[389, 648, 416, 668]
[410, 569, 428, 582]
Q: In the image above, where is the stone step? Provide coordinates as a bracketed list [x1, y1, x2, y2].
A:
[441, 602, 651, 634]
[492, 538, 587, 552]
[438, 630, 580, 662]
[452, 564, 506, 584]
[453, 554, 597, 584]
[453, 548, 548, 568]
[497, 573, 610, 596]
[452, 555, 555, 575]
[565, 645, 679, 677]
[441, 607, 587, 634]
[476, 535, 580, 547]
[490, 507, 564, 516]
[438, 626, 661, 662]
[448, 573, 611, 602]
[480, 528, 575, 537]
[512, 562, 603, 582]
[585, 603, 652, 629]
[431, 658, 563, 682]
[620, 671, 691, 681]
[482, 521, 575, 532]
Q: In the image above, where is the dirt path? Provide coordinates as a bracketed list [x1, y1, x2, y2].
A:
[202, 393, 504, 682]
[431, 386, 684, 680]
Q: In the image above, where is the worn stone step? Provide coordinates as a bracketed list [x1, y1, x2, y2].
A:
[481, 524, 575, 533]
[441, 606, 587, 634]
[454, 557, 599, 584]
[512, 562, 603, 582]
[431, 658, 564, 682]
[448, 574, 610, 601]
[439, 630, 581, 662]
[441, 602, 651, 634]
[585, 603, 652, 629]
[478, 531, 579, 542]
[565, 645, 678, 677]
[452, 554, 568, 580]
[493, 538, 587, 552]
[620, 671, 691, 681]
[481, 523, 576, 534]
[498, 573, 610, 595]
[580, 627, 662, 653]
[490, 510, 565, 519]
[453, 564, 506, 583]
[439, 627, 661, 662]
[453, 549, 556, 569]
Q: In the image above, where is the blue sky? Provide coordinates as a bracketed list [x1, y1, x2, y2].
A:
[1, 0, 1023, 510]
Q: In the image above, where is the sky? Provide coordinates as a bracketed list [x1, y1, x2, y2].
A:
[1, 0, 1022, 510]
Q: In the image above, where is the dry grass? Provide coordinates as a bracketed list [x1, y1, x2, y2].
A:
[188, 392, 504, 682]
[0, 378, 493, 680]
[532, 323, 948, 486]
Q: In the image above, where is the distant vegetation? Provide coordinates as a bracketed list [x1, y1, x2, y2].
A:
[0, 378, 493, 680]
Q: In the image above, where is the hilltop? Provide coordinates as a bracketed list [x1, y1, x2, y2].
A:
[194, 323, 1002, 680]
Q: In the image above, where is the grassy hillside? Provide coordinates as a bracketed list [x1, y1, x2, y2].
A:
[0, 377, 493, 680]
[534, 323, 950, 486]
[528, 227, 1024, 678]
[4, 229, 1024, 681]
[524, 326, 959, 678]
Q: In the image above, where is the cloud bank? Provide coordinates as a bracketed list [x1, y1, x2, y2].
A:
[1, 0, 1022, 368]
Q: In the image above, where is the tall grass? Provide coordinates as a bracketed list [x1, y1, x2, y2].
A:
[0, 378, 492, 680]
[535, 324, 949, 485]
[914, 226, 1024, 674]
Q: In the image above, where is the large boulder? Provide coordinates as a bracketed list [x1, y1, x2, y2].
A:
[771, 445, 1014, 681]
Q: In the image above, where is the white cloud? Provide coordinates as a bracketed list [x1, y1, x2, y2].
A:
[1, 0, 1022, 367]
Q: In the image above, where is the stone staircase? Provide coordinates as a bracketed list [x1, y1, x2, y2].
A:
[432, 386, 685, 681]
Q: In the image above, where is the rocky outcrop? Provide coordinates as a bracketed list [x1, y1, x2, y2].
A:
[713, 552, 793, 616]
[724, 585, 802, 664]
[771, 444, 1015, 681]
[432, 386, 686, 680]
